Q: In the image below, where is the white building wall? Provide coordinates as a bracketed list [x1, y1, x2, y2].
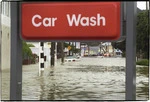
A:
[1, 2, 11, 100]
[1, 7, 10, 70]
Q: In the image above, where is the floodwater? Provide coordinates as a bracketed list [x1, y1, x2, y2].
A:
[1, 57, 149, 100]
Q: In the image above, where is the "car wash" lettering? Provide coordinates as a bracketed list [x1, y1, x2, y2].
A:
[32, 14, 106, 27]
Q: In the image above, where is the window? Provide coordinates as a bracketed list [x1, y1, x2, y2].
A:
[1, 2, 10, 17]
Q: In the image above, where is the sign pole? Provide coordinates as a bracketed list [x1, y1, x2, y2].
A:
[69, 42, 71, 56]
[10, 2, 22, 100]
[55, 42, 57, 65]
[61, 42, 64, 64]
[51, 42, 55, 66]
[39, 42, 44, 71]
[126, 2, 137, 100]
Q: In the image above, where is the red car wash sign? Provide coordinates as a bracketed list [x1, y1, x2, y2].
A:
[21, 2, 121, 40]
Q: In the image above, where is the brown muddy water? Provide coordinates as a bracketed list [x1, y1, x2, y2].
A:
[1, 57, 149, 100]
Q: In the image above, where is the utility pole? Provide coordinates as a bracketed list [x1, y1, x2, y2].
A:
[88, 44, 90, 56]
[75, 42, 76, 55]
[80, 42, 81, 56]
[51, 42, 55, 66]
[61, 42, 64, 64]
[84, 45, 85, 56]
[69, 42, 70, 56]
[99, 42, 102, 54]
[71, 42, 73, 56]
[55, 42, 57, 65]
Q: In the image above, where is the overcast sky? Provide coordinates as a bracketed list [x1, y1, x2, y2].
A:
[137, 1, 149, 10]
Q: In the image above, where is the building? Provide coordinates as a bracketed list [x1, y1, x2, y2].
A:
[1, 2, 11, 100]
[0, 3, 1, 69]
[1, 2, 10, 69]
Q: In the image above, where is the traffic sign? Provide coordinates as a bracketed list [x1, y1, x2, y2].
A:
[68, 46, 71, 50]
[21, 2, 121, 40]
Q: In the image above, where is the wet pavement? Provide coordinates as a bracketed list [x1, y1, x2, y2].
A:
[1, 57, 149, 100]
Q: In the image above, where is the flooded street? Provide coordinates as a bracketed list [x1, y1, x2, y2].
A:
[0, 0, 149, 101]
[1, 57, 149, 100]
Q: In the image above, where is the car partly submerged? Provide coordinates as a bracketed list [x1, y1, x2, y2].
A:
[65, 55, 81, 62]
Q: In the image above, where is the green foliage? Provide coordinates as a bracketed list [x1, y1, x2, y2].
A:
[112, 10, 149, 59]
[64, 42, 70, 48]
[122, 52, 126, 57]
[22, 41, 32, 59]
[27, 43, 35, 47]
[136, 10, 149, 59]
[111, 40, 126, 54]
[136, 59, 149, 66]
[73, 49, 80, 53]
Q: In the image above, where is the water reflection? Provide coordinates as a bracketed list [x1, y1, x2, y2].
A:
[39, 71, 45, 100]
[137, 82, 148, 97]
[137, 67, 149, 77]
[47, 68, 56, 100]
[34, 64, 126, 100]
[136, 67, 149, 99]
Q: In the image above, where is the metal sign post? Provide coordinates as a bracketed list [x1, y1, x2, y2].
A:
[10, 2, 22, 100]
[126, 2, 137, 100]
[39, 42, 44, 71]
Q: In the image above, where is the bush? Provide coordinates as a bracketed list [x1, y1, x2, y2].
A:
[22, 41, 32, 59]
[27, 43, 35, 47]
[22, 41, 33, 65]
[122, 52, 126, 57]
[136, 59, 149, 66]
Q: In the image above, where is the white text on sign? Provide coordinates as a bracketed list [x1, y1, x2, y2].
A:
[32, 14, 106, 27]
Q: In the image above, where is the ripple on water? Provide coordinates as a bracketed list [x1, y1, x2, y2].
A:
[1, 58, 148, 100]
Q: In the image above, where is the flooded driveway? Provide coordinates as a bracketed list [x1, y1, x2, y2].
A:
[1, 57, 149, 100]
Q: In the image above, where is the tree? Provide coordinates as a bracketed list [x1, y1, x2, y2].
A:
[22, 41, 32, 59]
[111, 40, 126, 53]
[136, 10, 149, 59]
[112, 10, 149, 59]
[27, 43, 35, 47]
